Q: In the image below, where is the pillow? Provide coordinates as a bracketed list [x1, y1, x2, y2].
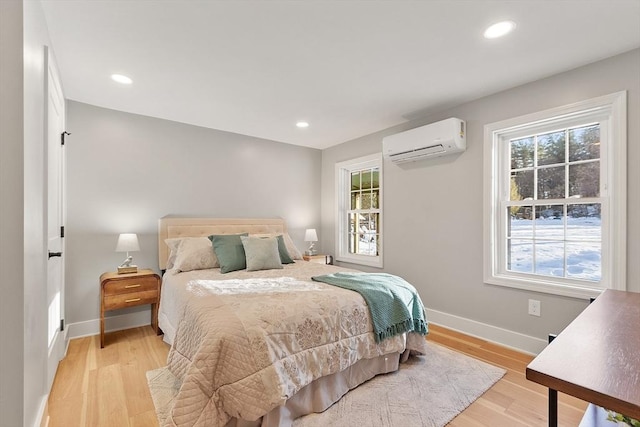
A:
[249, 234, 294, 264]
[171, 237, 219, 272]
[282, 233, 303, 260]
[240, 236, 283, 272]
[274, 235, 295, 264]
[165, 237, 216, 270]
[250, 232, 302, 260]
[209, 233, 248, 273]
[164, 238, 183, 270]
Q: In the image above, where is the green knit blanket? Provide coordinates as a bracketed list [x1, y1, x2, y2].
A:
[312, 272, 428, 343]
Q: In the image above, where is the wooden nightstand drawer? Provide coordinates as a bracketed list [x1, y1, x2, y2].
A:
[103, 276, 158, 296]
[103, 289, 159, 311]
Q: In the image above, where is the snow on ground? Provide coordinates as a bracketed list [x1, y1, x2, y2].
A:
[509, 217, 601, 281]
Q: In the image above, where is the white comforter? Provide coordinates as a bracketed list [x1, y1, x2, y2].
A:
[159, 262, 427, 426]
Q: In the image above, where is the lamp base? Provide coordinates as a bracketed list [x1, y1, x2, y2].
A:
[117, 265, 138, 274]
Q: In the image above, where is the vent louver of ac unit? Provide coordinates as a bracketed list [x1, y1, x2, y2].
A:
[388, 144, 445, 163]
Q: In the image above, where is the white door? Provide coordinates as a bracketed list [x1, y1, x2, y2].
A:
[46, 46, 66, 388]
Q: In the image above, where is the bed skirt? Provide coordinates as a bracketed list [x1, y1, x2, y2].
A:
[227, 351, 402, 427]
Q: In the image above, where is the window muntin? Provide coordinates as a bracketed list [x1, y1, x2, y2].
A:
[484, 92, 626, 299]
[336, 154, 383, 267]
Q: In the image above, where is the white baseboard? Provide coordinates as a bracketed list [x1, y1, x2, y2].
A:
[67, 309, 152, 340]
[63, 327, 70, 357]
[34, 394, 48, 427]
[426, 308, 547, 355]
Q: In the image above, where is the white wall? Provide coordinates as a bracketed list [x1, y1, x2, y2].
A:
[65, 102, 322, 332]
[0, 0, 53, 425]
[321, 49, 640, 352]
[0, 1, 25, 426]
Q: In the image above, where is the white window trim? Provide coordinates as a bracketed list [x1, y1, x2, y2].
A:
[335, 153, 383, 268]
[483, 92, 627, 299]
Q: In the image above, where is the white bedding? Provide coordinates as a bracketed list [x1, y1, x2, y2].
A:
[160, 261, 358, 345]
[158, 261, 428, 426]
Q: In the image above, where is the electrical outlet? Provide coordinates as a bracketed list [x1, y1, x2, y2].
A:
[528, 299, 541, 317]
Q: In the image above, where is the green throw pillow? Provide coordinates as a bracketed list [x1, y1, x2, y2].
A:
[241, 236, 283, 272]
[275, 235, 295, 264]
[208, 233, 249, 273]
[252, 234, 295, 264]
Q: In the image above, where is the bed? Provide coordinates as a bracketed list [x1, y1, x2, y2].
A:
[157, 217, 428, 427]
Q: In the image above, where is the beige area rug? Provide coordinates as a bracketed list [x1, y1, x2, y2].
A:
[146, 341, 505, 426]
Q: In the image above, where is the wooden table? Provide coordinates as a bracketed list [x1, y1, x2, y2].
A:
[526, 289, 640, 426]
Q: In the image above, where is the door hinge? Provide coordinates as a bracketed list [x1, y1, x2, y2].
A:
[60, 226, 65, 238]
[61, 131, 71, 146]
[60, 319, 65, 332]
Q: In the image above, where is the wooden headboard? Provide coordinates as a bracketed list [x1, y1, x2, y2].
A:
[158, 216, 287, 270]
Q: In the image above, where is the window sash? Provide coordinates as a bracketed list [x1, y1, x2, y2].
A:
[484, 92, 626, 299]
[335, 154, 383, 267]
[498, 119, 607, 286]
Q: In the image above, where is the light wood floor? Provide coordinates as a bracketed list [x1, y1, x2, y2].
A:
[45, 324, 587, 426]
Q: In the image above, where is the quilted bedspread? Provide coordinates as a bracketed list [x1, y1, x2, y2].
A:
[164, 275, 427, 426]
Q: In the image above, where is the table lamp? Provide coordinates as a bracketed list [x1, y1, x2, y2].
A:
[116, 233, 140, 274]
[304, 229, 318, 256]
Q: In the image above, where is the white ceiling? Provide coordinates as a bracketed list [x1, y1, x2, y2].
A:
[41, 1, 640, 149]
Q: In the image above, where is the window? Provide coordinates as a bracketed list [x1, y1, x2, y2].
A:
[335, 153, 383, 267]
[484, 92, 626, 298]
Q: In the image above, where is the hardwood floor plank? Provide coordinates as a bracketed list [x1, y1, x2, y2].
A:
[48, 393, 86, 427]
[87, 364, 131, 426]
[429, 324, 534, 364]
[48, 336, 91, 401]
[449, 398, 531, 426]
[428, 332, 531, 372]
[476, 386, 516, 413]
[121, 362, 156, 417]
[129, 409, 160, 427]
[47, 325, 588, 426]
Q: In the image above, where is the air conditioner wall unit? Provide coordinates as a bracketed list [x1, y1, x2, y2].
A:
[382, 117, 466, 164]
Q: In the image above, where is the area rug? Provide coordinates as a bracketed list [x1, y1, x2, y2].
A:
[146, 341, 505, 426]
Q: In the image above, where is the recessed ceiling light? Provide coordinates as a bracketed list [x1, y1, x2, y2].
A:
[296, 121, 309, 128]
[483, 21, 516, 39]
[111, 74, 133, 84]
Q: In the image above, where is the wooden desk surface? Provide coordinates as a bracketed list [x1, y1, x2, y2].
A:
[526, 289, 640, 420]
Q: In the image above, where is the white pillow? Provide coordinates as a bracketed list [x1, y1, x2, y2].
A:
[164, 238, 184, 270]
[171, 237, 219, 272]
[282, 233, 303, 260]
[241, 236, 283, 272]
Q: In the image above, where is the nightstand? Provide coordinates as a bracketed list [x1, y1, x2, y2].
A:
[100, 269, 161, 348]
[303, 254, 333, 265]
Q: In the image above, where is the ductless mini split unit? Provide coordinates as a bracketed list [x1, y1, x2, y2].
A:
[382, 117, 466, 164]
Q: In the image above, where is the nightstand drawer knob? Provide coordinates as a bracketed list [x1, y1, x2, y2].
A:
[124, 284, 141, 289]
[125, 298, 141, 303]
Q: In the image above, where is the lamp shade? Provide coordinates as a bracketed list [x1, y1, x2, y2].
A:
[115, 233, 140, 253]
[304, 229, 318, 242]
